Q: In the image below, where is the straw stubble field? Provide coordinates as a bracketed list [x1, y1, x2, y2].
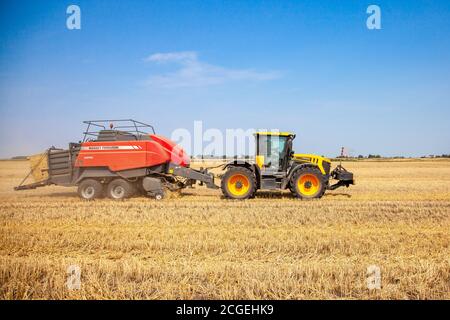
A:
[0, 159, 449, 299]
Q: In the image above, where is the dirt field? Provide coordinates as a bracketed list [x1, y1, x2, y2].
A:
[0, 159, 449, 299]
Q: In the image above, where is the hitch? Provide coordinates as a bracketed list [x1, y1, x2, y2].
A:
[328, 165, 354, 190]
[168, 163, 219, 189]
[14, 179, 50, 191]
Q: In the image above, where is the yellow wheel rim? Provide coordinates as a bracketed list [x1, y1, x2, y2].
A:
[227, 174, 250, 197]
[298, 174, 321, 196]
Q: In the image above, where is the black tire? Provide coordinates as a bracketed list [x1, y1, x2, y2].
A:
[106, 179, 136, 200]
[290, 166, 326, 199]
[288, 185, 295, 195]
[221, 166, 256, 199]
[77, 179, 104, 200]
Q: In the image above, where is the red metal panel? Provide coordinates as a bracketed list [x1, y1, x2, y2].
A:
[75, 140, 170, 171]
[75, 134, 190, 172]
[150, 134, 190, 167]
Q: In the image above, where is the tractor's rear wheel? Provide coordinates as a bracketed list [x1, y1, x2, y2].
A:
[291, 166, 326, 199]
[106, 179, 136, 200]
[78, 179, 104, 200]
[221, 166, 256, 199]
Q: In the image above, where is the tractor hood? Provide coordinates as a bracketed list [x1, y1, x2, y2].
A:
[292, 153, 331, 175]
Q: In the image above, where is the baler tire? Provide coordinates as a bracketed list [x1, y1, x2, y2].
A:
[78, 179, 104, 200]
[106, 179, 136, 200]
[221, 166, 256, 200]
[291, 166, 326, 200]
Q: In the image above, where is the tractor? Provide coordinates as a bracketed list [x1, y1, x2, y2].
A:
[220, 132, 354, 199]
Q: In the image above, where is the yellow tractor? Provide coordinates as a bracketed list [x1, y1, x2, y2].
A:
[221, 132, 354, 199]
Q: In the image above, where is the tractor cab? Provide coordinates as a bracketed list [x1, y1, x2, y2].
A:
[255, 132, 295, 173]
[255, 132, 333, 178]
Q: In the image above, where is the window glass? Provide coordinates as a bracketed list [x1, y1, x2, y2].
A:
[258, 135, 287, 170]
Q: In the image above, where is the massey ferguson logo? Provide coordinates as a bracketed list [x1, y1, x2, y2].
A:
[81, 146, 143, 150]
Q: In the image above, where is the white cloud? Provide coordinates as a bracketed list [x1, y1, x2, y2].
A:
[143, 51, 281, 88]
[145, 51, 198, 64]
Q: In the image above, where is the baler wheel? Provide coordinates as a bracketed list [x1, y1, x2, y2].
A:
[78, 179, 104, 200]
[106, 179, 136, 200]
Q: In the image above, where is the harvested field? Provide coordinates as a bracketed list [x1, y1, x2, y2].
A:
[0, 159, 449, 299]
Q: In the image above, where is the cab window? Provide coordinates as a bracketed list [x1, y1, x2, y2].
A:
[257, 135, 287, 170]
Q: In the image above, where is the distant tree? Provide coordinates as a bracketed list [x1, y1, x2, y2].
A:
[11, 156, 28, 160]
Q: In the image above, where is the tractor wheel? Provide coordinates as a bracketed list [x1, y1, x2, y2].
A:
[106, 179, 136, 200]
[78, 179, 104, 200]
[291, 166, 326, 199]
[221, 166, 256, 199]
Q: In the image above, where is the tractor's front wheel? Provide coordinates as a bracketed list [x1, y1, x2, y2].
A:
[221, 167, 256, 199]
[291, 166, 326, 199]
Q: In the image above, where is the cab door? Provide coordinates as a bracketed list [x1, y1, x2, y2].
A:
[256, 135, 287, 173]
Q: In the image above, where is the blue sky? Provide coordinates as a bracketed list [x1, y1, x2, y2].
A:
[0, 0, 449, 158]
